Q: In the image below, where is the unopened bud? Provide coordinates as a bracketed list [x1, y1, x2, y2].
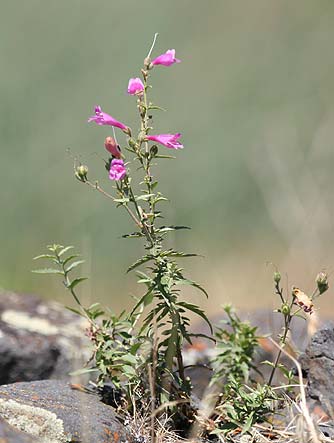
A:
[122, 126, 132, 137]
[150, 145, 158, 157]
[273, 271, 281, 284]
[316, 272, 329, 294]
[75, 164, 88, 182]
[128, 138, 137, 149]
[143, 60, 151, 70]
[104, 137, 121, 159]
[281, 303, 290, 316]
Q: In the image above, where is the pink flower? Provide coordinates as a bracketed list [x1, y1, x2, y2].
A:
[109, 159, 126, 181]
[88, 106, 128, 132]
[127, 78, 144, 95]
[104, 136, 122, 159]
[146, 133, 184, 150]
[151, 49, 181, 67]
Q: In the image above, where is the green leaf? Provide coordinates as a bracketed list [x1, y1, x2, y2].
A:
[65, 260, 85, 273]
[58, 246, 74, 257]
[122, 232, 144, 238]
[135, 194, 155, 201]
[69, 368, 99, 376]
[62, 254, 80, 265]
[127, 255, 154, 273]
[176, 277, 209, 298]
[113, 197, 130, 203]
[177, 301, 213, 333]
[158, 225, 191, 232]
[121, 354, 138, 365]
[242, 411, 254, 434]
[87, 302, 101, 311]
[68, 277, 88, 289]
[130, 289, 153, 314]
[148, 105, 166, 112]
[155, 154, 175, 159]
[162, 249, 199, 258]
[33, 254, 55, 260]
[122, 365, 137, 377]
[32, 268, 64, 275]
[65, 306, 84, 316]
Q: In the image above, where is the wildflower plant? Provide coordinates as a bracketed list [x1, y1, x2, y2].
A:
[211, 304, 259, 386]
[32, 34, 331, 440]
[33, 34, 211, 413]
[266, 269, 329, 386]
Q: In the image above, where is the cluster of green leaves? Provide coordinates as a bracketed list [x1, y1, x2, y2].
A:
[88, 310, 146, 390]
[211, 304, 259, 385]
[208, 306, 279, 438]
[33, 244, 87, 312]
[213, 377, 278, 437]
[33, 245, 147, 398]
[129, 251, 212, 400]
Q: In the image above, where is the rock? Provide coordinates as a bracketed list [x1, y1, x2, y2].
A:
[0, 380, 128, 443]
[300, 322, 334, 414]
[0, 417, 36, 442]
[0, 290, 90, 384]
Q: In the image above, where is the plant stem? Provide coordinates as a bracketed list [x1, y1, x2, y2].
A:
[85, 179, 142, 228]
[268, 281, 294, 386]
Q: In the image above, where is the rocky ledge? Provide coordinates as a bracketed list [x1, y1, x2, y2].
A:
[0, 380, 127, 443]
[0, 290, 90, 384]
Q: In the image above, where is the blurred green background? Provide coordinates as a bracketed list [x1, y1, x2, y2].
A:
[1, 0, 334, 316]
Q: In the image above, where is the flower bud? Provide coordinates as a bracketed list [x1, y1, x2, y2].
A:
[316, 272, 329, 294]
[150, 145, 158, 158]
[128, 138, 137, 149]
[281, 303, 290, 316]
[75, 164, 88, 182]
[273, 271, 281, 283]
[143, 59, 151, 70]
[104, 137, 121, 159]
[122, 126, 132, 137]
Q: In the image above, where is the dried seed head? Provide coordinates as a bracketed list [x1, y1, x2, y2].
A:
[292, 286, 314, 314]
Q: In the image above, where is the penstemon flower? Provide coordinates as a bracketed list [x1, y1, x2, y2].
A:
[127, 77, 144, 95]
[146, 133, 184, 149]
[151, 49, 181, 67]
[109, 159, 126, 181]
[104, 136, 122, 159]
[88, 106, 130, 133]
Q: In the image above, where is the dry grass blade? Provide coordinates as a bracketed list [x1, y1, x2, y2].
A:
[269, 337, 321, 443]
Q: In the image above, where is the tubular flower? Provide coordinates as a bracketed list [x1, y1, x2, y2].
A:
[105, 136, 122, 159]
[88, 106, 128, 132]
[151, 49, 181, 67]
[127, 78, 144, 95]
[109, 159, 126, 181]
[146, 133, 184, 150]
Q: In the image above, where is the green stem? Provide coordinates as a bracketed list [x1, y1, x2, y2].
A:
[267, 318, 290, 386]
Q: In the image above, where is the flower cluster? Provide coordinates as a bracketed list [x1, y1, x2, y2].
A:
[88, 49, 183, 181]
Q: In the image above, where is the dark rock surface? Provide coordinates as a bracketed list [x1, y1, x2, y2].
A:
[0, 380, 128, 443]
[0, 290, 90, 384]
[0, 417, 36, 442]
[300, 322, 334, 414]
